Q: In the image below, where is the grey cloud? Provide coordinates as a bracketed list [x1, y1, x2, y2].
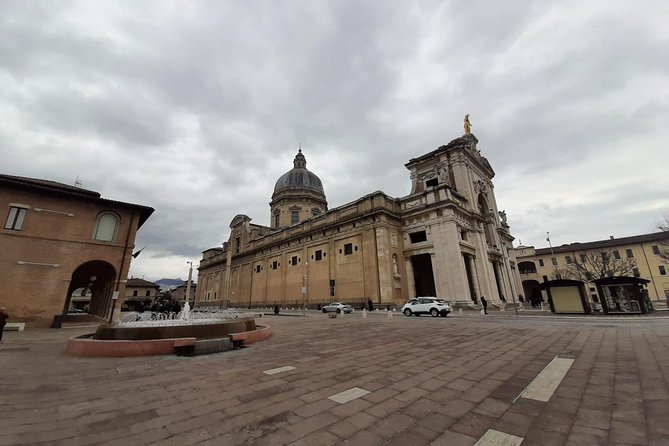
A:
[1, 0, 668, 279]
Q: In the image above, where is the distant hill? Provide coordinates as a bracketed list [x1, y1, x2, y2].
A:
[155, 278, 186, 291]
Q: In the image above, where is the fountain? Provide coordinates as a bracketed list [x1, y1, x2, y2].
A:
[65, 305, 271, 357]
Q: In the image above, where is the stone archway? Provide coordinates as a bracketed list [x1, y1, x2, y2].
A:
[522, 280, 543, 306]
[63, 261, 117, 320]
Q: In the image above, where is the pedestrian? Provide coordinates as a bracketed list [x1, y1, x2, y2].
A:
[367, 299, 374, 312]
[0, 307, 8, 344]
[480, 296, 488, 315]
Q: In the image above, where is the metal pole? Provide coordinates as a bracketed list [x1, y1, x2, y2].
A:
[185, 261, 193, 306]
[547, 232, 557, 278]
[303, 262, 308, 317]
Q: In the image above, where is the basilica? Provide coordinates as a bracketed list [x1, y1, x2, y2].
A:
[196, 133, 522, 309]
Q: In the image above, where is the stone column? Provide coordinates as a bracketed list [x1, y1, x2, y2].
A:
[405, 258, 415, 299]
[467, 254, 481, 300]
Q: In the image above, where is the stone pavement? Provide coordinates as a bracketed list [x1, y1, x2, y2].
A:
[1, 313, 669, 445]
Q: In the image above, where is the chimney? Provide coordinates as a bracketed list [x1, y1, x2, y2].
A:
[609, 235, 614, 240]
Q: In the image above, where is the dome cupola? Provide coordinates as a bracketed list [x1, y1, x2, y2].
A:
[270, 149, 327, 229]
[272, 149, 325, 198]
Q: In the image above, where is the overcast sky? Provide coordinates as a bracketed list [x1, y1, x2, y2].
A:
[2, 1, 668, 282]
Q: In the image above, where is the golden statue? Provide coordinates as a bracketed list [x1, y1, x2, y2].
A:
[464, 114, 472, 134]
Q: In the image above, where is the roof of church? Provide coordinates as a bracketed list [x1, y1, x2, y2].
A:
[272, 150, 325, 197]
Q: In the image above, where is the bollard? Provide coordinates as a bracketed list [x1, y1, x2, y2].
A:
[362, 309, 367, 319]
[458, 308, 463, 316]
[388, 311, 393, 320]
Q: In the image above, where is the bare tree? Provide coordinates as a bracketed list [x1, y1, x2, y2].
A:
[564, 249, 637, 282]
[657, 216, 669, 262]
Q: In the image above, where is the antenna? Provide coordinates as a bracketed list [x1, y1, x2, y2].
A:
[74, 176, 82, 188]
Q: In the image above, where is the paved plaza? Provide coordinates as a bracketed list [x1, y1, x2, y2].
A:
[1, 312, 669, 445]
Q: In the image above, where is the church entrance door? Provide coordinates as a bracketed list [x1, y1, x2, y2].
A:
[411, 254, 436, 297]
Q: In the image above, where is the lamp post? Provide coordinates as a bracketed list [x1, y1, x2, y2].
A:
[185, 261, 193, 307]
[546, 232, 558, 279]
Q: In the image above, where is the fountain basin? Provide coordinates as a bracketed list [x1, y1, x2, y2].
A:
[65, 318, 271, 357]
[93, 318, 256, 340]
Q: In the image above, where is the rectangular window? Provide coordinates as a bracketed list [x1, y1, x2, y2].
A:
[255, 265, 261, 273]
[272, 260, 278, 270]
[274, 213, 280, 228]
[632, 268, 640, 277]
[314, 250, 322, 261]
[660, 266, 667, 276]
[626, 249, 634, 258]
[409, 231, 427, 243]
[551, 257, 558, 266]
[565, 256, 573, 264]
[344, 243, 353, 255]
[133, 290, 138, 297]
[145, 290, 150, 297]
[579, 254, 587, 263]
[235, 237, 241, 254]
[652, 245, 660, 255]
[291, 211, 299, 225]
[612, 250, 620, 260]
[291, 255, 298, 266]
[425, 178, 438, 188]
[542, 275, 549, 282]
[538, 259, 544, 267]
[4, 206, 27, 230]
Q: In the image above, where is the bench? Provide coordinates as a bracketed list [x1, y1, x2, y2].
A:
[3, 323, 25, 332]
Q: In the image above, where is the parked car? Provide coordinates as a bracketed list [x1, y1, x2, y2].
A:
[401, 297, 451, 317]
[322, 302, 354, 314]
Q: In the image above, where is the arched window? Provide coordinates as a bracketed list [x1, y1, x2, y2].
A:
[93, 212, 119, 242]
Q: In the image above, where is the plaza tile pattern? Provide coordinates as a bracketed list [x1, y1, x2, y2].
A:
[1, 313, 668, 445]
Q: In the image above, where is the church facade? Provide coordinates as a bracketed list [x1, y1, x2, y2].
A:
[197, 133, 522, 309]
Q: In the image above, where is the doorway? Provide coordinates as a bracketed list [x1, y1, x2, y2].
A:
[411, 254, 436, 297]
[63, 260, 117, 319]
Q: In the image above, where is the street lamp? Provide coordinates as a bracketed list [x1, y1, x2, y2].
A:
[185, 261, 193, 307]
[546, 232, 558, 279]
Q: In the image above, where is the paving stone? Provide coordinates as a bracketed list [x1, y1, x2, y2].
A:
[3, 315, 669, 445]
[340, 429, 385, 445]
[428, 429, 477, 446]
[437, 399, 477, 419]
[450, 411, 497, 439]
[366, 412, 415, 438]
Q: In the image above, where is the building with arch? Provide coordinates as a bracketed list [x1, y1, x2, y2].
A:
[198, 133, 521, 309]
[515, 232, 669, 309]
[0, 174, 153, 327]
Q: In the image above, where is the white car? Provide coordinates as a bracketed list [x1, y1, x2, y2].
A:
[401, 297, 451, 317]
[322, 302, 354, 314]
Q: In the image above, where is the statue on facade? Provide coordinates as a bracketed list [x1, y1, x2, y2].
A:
[464, 114, 472, 134]
[499, 210, 508, 226]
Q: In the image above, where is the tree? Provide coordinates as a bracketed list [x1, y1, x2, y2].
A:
[562, 249, 637, 282]
[657, 216, 669, 262]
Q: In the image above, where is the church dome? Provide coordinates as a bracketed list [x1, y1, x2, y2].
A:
[273, 149, 325, 197]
